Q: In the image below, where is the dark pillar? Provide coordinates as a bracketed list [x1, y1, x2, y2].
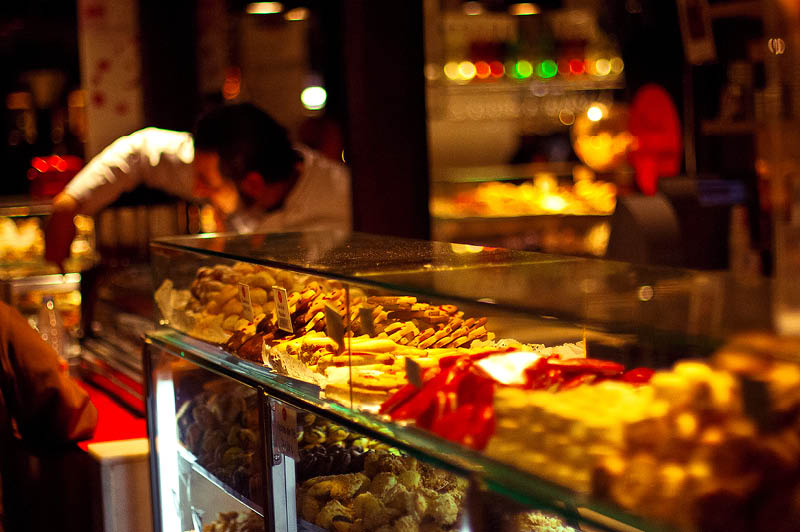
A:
[138, 0, 198, 131]
[342, 1, 430, 239]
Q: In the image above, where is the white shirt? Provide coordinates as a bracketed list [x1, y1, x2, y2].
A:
[64, 127, 352, 233]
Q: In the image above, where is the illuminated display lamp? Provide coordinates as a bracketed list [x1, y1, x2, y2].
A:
[301, 86, 326, 110]
[475, 61, 491, 79]
[537, 59, 557, 79]
[489, 61, 505, 78]
[246, 2, 283, 14]
[515, 60, 533, 79]
[509, 2, 540, 15]
[284, 7, 308, 21]
[568, 59, 585, 75]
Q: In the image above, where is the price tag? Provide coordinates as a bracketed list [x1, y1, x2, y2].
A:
[325, 303, 345, 352]
[271, 401, 298, 460]
[272, 286, 293, 333]
[359, 306, 376, 337]
[238, 283, 254, 321]
[405, 356, 423, 388]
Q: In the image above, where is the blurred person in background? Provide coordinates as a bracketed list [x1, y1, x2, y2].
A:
[45, 103, 351, 266]
[0, 300, 97, 531]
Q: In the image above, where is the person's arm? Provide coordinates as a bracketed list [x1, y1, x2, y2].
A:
[0, 302, 97, 443]
[45, 128, 195, 267]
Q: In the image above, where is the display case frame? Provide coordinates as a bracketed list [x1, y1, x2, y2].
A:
[146, 231, 786, 532]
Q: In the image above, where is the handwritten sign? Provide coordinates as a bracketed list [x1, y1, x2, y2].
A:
[272, 286, 293, 333]
[272, 401, 298, 460]
[238, 283, 254, 321]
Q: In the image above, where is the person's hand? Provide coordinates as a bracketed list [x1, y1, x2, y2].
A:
[45, 193, 79, 271]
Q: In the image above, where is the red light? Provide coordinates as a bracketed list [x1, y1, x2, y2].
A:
[489, 61, 505, 78]
[50, 156, 68, 172]
[32, 157, 49, 173]
[474, 61, 491, 79]
[568, 59, 585, 75]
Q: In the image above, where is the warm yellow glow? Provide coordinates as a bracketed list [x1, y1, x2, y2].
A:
[451, 243, 485, 254]
[587, 105, 605, 122]
[458, 61, 476, 80]
[246, 2, 283, 14]
[509, 2, 540, 15]
[609, 57, 624, 74]
[444, 62, 461, 81]
[542, 195, 568, 212]
[284, 7, 308, 20]
[594, 58, 611, 76]
[300, 86, 326, 110]
[463, 1, 484, 15]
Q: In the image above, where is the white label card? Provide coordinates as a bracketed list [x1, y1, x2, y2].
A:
[272, 286, 293, 333]
[238, 283, 254, 321]
[405, 356, 423, 388]
[325, 304, 345, 352]
[272, 401, 298, 460]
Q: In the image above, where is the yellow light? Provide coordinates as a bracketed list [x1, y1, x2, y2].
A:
[450, 243, 485, 254]
[284, 7, 308, 20]
[587, 105, 604, 122]
[609, 57, 624, 74]
[246, 2, 283, 14]
[300, 86, 326, 110]
[463, 1, 484, 15]
[444, 62, 460, 81]
[594, 59, 611, 76]
[509, 2, 540, 15]
[458, 61, 476, 81]
[542, 195, 567, 212]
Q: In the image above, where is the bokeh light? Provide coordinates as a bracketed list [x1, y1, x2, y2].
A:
[246, 2, 283, 14]
[300, 86, 326, 110]
[475, 61, 491, 79]
[509, 2, 540, 15]
[458, 61, 477, 80]
[515, 60, 534, 79]
[444, 62, 460, 80]
[594, 59, 611, 76]
[537, 59, 557, 79]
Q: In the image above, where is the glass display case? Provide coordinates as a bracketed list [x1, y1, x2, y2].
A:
[148, 231, 797, 532]
[0, 197, 97, 360]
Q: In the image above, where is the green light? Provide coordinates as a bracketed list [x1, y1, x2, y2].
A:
[537, 59, 557, 79]
[515, 60, 533, 79]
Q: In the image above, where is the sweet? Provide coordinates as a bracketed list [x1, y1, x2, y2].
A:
[176, 382, 263, 501]
[298, 449, 467, 531]
[202, 511, 263, 532]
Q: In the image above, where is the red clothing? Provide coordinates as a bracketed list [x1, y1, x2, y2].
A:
[0, 302, 97, 443]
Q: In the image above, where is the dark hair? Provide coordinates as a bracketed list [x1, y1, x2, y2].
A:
[193, 103, 301, 183]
